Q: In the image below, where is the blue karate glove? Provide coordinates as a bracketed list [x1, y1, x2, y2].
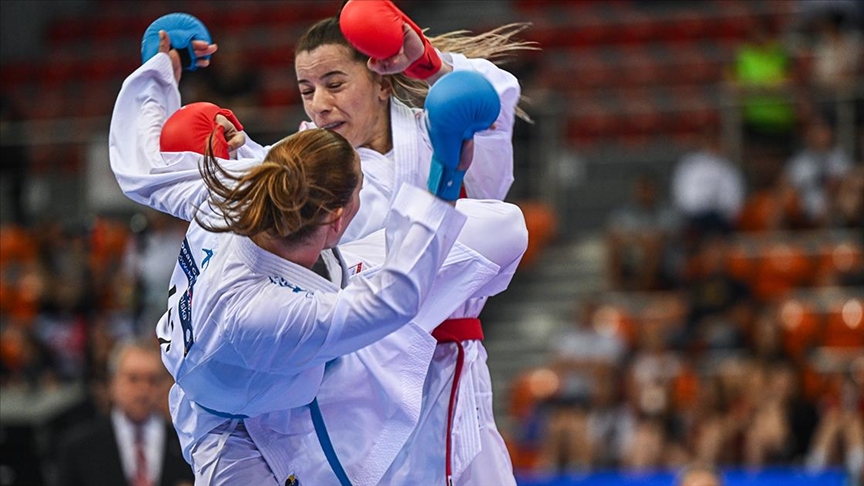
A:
[425, 70, 500, 200]
[141, 13, 211, 71]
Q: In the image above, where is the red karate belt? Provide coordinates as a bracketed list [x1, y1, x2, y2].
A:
[431, 318, 483, 485]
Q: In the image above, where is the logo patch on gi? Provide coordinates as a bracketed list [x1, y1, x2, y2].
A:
[348, 262, 363, 276]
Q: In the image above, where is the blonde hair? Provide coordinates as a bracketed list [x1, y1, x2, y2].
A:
[198, 129, 359, 243]
[295, 17, 538, 121]
[393, 24, 537, 121]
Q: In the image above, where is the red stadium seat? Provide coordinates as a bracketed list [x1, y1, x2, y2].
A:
[815, 241, 863, 285]
[822, 298, 864, 349]
[752, 242, 813, 301]
[662, 11, 709, 45]
[778, 298, 821, 359]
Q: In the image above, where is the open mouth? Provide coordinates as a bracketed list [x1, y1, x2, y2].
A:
[321, 121, 345, 130]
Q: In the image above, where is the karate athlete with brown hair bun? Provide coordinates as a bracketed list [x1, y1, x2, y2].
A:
[214, 2, 530, 482]
[110, 24, 527, 485]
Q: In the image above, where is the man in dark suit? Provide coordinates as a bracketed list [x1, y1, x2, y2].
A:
[57, 339, 193, 486]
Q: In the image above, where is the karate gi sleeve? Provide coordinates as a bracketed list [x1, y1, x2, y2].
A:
[230, 184, 469, 371]
[108, 53, 260, 221]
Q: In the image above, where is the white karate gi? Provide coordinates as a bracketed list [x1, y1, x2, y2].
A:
[290, 52, 522, 485]
[109, 53, 527, 485]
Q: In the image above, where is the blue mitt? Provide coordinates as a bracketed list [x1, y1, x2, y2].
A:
[425, 71, 501, 200]
[141, 13, 211, 71]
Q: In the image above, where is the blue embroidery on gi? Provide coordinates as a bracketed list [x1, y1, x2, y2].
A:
[201, 248, 214, 269]
[176, 238, 200, 356]
[268, 276, 310, 295]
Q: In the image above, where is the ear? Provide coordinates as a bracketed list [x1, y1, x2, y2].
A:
[377, 75, 393, 101]
[326, 207, 346, 234]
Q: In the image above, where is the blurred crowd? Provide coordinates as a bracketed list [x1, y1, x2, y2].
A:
[0, 208, 186, 403]
[507, 5, 864, 483]
[0, 1, 862, 484]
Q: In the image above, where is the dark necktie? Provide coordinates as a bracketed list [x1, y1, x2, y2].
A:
[133, 424, 149, 486]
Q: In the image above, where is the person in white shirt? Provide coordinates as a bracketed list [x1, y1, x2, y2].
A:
[671, 127, 745, 241]
[783, 119, 853, 226]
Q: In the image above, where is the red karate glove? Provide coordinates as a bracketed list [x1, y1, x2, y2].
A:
[160, 102, 244, 158]
[339, 0, 442, 80]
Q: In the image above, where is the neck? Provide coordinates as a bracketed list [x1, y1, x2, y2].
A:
[361, 100, 393, 154]
[251, 232, 324, 270]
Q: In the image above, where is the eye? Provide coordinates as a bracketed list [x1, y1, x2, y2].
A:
[300, 89, 314, 98]
[327, 82, 343, 90]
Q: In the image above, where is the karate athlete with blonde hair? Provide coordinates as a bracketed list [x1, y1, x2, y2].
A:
[110, 17, 526, 486]
[289, 3, 531, 484]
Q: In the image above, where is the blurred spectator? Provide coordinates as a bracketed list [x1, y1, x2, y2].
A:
[549, 298, 628, 374]
[0, 95, 30, 225]
[507, 367, 562, 471]
[627, 309, 681, 418]
[751, 308, 791, 363]
[743, 360, 818, 466]
[86, 311, 139, 414]
[832, 165, 864, 231]
[782, 119, 853, 227]
[605, 173, 681, 291]
[809, 11, 863, 99]
[124, 209, 187, 336]
[683, 374, 735, 466]
[726, 16, 798, 154]
[0, 224, 41, 323]
[805, 360, 864, 480]
[0, 323, 57, 389]
[538, 393, 594, 473]
[679, 236, 754, 352]
[28, 222, 95, 383]
[671, 127, 745, 250]
[736, 174, 806, 232]
[57, 339, 192, 486]
[539, 298, 629, 472]
[620, 415, 672, 471]
[587, 368, 632, 469]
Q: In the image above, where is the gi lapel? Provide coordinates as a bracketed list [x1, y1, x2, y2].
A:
[390, 98, 422, 207]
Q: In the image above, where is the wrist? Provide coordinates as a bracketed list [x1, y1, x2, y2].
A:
[424, 56, 452, 86]
[404, 41, 442, 80]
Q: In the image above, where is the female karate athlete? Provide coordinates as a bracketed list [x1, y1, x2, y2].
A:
[289, 3, 531, 484]
[110, 26, 527, 485]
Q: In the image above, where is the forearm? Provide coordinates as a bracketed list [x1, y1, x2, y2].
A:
[109, 53, 206, 220]
[323, 184, 466, 358]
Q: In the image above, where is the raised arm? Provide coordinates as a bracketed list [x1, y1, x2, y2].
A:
[340, 0, 521, 200]
[109, 18, 262, 221]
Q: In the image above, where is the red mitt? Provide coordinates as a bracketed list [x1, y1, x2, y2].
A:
[339, 0, 442, 80]
[160, 102, 243, 158]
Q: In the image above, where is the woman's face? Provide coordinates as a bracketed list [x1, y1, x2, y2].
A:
[296, 44, 391, 153]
